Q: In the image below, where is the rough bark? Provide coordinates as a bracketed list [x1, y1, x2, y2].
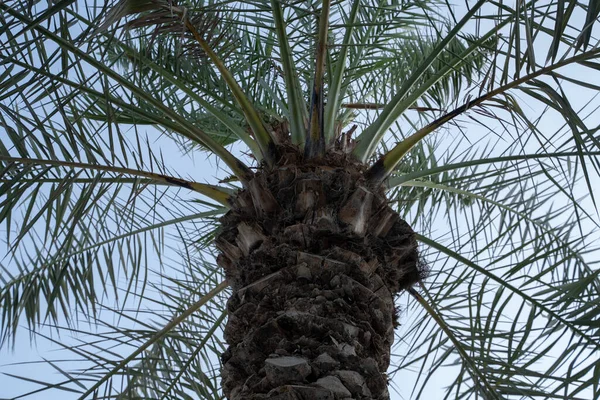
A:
[216, 144, 425, 400]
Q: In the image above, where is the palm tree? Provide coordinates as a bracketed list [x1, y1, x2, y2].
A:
[1, 0, 600, 398]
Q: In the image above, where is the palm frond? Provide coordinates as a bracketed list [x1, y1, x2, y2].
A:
[365, 1, 600, 187]
[384, 126, 600, 399]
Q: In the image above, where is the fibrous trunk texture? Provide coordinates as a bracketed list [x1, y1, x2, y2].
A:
[216, 144, 424, 400]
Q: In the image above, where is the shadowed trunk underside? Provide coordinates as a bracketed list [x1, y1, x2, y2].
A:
[216, 143, 425, 399]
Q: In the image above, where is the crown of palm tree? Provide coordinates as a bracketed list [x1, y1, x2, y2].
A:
[1, 0, 600, 398]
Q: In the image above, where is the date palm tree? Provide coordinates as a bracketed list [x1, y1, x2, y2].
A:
[1, 0, 600, 398]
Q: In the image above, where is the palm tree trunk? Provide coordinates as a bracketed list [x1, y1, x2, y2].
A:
[216, 145, 424, 399]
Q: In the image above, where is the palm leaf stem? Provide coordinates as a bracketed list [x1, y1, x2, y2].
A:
[352, 0, 488, 161]
[180, 12, 278, 164]
[77, 280, 229, 400]
[4, 57, 230, 153]
[417, 234, 600, 350]
[387, 151, 600, 187]
[111, 41, 263, 160]
[114, 344, 162, 400]
[334, 0, 386, 120]
[0, 210, 225, 299]
[270, 0, 308, 146]
[366, 47, 600, 185]
[0, 5, 255, 184]
[0, 156, 233, 206]
[323, 0, 360, 144]
[157, 310, 227, 400]
[342, 103, 441, 111]
[401, 179, 599, 291]
[0, 177, 152, 184]
[305, 0, 332, 158]
[408, 285, 502, 399]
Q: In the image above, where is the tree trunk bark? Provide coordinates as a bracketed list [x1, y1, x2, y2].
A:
[216, 146, 424, 400]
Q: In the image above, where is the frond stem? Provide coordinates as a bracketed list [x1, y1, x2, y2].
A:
[387, 151, 600, 188]
[0, 156, 233, 206]
[112, 41, 263, 160]
[270, 0, 308, 145]
[77, 280, 229, 399]
[158, 310, 227, 399]
[341, 103, 441, 112]
[0, 5, 255, 185]
[352, 0, 488, 161]
[305, 0, 332, 158]
[365, 47, 600, 186]
[408, 285, 502, 399]
[180, 11, 279, 164]
[417, 234, 600, 350]
[323, 0, 360, 144]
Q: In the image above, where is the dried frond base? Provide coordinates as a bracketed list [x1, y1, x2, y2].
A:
[216, 145, 425, 399]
